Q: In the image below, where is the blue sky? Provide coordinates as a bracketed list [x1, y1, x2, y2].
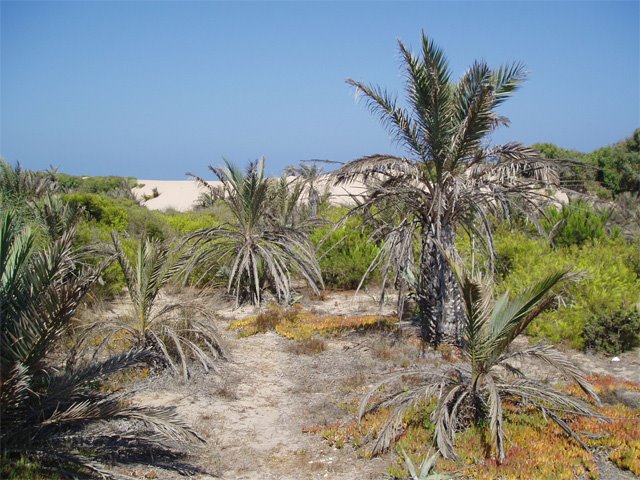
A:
[1, 1, 638, 179]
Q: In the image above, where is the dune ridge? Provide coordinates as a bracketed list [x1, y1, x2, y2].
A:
[133, 175, 369, 212]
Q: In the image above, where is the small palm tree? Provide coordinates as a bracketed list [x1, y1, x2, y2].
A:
[0, 211, 202, 478]
[80, 233, 226, 380]
[336, 32, 563, 345]
[0, 159, 56, 207]
[285, 163, 329, 218]
[401, 448, 451, 480]
[359, 266, 600, 462]
[186, 158, 323, 305]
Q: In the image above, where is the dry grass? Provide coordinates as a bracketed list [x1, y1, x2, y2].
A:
[286, 338, 327, 355]
[230, 304, 398, 341]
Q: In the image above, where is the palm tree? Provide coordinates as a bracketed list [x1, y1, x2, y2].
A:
[186, 158, 323, 305]
[0, 159, 56, 207]
[79, 233, 226, 380]
[335, 32, 560, 345]
[0, 211, 202, 478]
[285, 163, 329, 218]
[358, 266, 600, 462]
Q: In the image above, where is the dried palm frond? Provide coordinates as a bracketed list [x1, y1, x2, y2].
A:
[1, 210, 204, 478]
[2, 349, 204, 479]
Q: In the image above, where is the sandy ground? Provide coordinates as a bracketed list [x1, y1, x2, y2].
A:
[102, 290, 639, 479]
[133, 175, 368, 212]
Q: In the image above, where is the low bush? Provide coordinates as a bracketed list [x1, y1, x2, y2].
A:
[312, 212, 381, 290]
[230, 305, 397, 340]
[541, 201, 612, 247]
[56, 173, 137, 198]
[286, 338, 327, 355]
[164, 211, 219, 234]
[125, 205, 171, 240]
[492, 229, 640, 351]
[583, 308, 640, 354]
[63, 193, 128, 231]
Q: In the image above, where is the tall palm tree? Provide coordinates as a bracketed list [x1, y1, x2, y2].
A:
[186, 158, 323, 305]
[335, 32, 559, 345]
[359, 266, 600, 462]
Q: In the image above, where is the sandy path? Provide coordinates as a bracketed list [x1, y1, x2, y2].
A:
[136, 325, 391, 479]
[129, 291, 640, 479]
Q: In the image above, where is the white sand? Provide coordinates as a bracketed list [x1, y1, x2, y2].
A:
[133, 175, 369, 212]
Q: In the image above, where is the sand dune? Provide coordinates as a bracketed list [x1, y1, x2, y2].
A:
[133, 176, 369, 212]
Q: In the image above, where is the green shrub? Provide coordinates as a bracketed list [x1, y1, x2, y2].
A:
[164, 211, 219, 234]
[583, 308, 640, 354]
[492, 230, 640, 350]
[312, 216, 380, 290]
[534, 129, 640, 196]
[541, 201, 611, 247]
[124, 206, 170, 240]
[63, 193, 128, 231]
[56, 173, 137, 198]
[589, 129, 640, 194]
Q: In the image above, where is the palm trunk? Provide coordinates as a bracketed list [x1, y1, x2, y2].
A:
[416, 221, 464, 346]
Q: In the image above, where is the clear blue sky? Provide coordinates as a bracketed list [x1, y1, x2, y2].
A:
[1, 1, 638, 179]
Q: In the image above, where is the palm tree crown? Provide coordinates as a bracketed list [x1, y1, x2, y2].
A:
[186, 158, 323, 306]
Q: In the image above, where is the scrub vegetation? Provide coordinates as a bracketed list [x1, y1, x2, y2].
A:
[1, 32, 638, 480]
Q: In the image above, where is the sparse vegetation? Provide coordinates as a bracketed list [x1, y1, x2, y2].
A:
[2, 136, 638, 478]
[230, 304, 397, 341]
[0, 37, 638, 480]
[286, 337, 327, 355]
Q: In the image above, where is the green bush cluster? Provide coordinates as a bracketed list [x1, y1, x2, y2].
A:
[312, 211, 380, 290]
[55, 173, 137, 198]
[163, 211, 219, 234]
[534, 128, 640, 197]
[493, 229, 640, 351]
[541, 201, 612, 247]
[64, 193, 176, 240]
[63, 193, 129, 231]
[583, 308, 640, 354]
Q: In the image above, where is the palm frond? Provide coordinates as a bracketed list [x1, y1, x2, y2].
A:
[487, 270, 569, 358]
[1, 209, 203, 478]
[346, 77, 425, 160]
